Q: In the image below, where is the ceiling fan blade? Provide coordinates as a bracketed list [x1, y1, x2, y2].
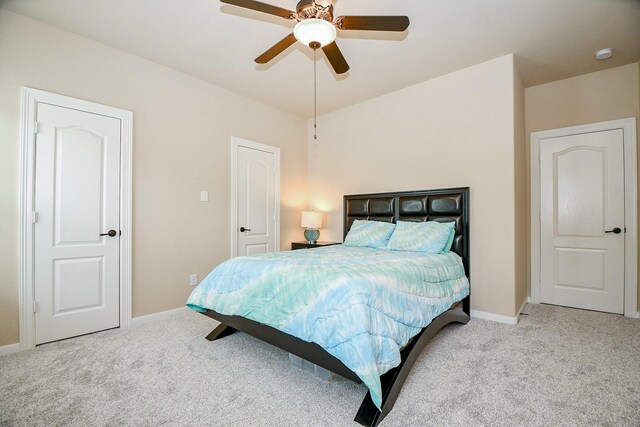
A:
[336, 16, 410, 32]
[221, 0, 295, 19]
[255, 33, 297, 64]
[322, 42, 350, 74]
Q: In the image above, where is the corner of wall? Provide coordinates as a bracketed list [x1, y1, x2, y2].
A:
[513, 56, 528, 316]
[637, 61, 640, 311]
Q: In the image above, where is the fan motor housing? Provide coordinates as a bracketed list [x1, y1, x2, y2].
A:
[296, 0, 333, 21]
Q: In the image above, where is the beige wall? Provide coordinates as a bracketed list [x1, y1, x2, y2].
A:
[0, 10, 307, 346]
[525, 62, 640, 308]
[2, 11, 636, 349]
[307, 55, 521, 318]
[513, 62, 527, 314]
[525, 63, 639, 132]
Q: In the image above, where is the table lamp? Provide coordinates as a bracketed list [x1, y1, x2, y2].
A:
[301, 211, 323, 244]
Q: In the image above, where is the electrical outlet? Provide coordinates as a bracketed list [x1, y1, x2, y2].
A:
[190, 274, 198, 286]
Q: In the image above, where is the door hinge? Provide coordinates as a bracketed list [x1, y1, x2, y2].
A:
[34, 122, 41, 135]
[33, 301, 38, 313]
[32, 211, 38, 224]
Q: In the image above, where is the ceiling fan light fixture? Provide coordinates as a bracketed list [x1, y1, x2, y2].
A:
[294, 18, 336, 48]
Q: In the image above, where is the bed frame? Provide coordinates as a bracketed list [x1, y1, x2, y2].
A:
[201, 187, 470, 426]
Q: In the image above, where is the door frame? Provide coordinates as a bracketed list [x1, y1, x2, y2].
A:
[230, 137, 280, 258]
[530, 118, 638, 317]
[19, 87, 133, 350]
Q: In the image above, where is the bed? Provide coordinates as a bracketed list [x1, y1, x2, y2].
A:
[187, 187, 470, 426]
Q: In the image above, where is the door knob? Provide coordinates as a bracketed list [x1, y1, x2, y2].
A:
[100, 230, 117, 237]
[605, 227, 622, 234]
[240, 227, 251, 232]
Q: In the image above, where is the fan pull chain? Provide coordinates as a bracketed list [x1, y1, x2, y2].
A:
[313, 46, 317, 140]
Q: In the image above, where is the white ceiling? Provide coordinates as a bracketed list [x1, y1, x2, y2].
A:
[2, 0, 639, 118]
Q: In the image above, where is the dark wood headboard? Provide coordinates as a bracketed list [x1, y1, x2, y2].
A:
[343, 187, 470, 278]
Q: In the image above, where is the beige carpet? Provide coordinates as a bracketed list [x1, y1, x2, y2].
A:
[1, 303, 639, 426]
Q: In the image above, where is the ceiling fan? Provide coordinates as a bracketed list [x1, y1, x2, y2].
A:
[221, 0, 410, 74]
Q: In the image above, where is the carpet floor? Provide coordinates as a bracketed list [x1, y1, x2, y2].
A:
[1, 304, 639, 426]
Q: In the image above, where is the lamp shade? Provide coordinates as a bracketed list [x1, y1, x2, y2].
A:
[301, 211, 323, 229]
[294, 19, 337, 47]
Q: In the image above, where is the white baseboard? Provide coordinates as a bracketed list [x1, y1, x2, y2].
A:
[0, 343, 20, 356]
[471, 310, 518, 325]
[132, 306, 190, 326]
[473, 298, 529, 325]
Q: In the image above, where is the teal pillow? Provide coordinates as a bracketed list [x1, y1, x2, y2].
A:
[385, 220, 455, 253]
[442, 225, 456, 253]
[343, 220, 396, 248]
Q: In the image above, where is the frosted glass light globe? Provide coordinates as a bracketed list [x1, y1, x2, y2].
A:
[294, 19, 337, 47]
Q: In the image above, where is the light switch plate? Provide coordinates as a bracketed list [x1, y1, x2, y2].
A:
[200, 191, 209, 202]
[190, 274, 198, 286]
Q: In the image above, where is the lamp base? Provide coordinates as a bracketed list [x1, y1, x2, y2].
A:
[304, 228, 320, 244]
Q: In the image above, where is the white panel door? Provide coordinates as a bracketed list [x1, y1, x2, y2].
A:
[540, 129, 625, 314]
[34, 103, 121, 344]
[237, 145, 277, 256]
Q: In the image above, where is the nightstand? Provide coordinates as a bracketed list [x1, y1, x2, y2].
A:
[291, 241, 340, 250]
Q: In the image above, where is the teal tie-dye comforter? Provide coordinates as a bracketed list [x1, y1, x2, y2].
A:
[186, 245, 469, 409]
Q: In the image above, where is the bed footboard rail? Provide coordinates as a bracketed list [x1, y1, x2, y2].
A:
[354, 308, 470, 426]
[200, 310, 362, 383]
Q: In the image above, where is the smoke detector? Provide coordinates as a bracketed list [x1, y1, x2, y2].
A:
[595, 48, 613, 60]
